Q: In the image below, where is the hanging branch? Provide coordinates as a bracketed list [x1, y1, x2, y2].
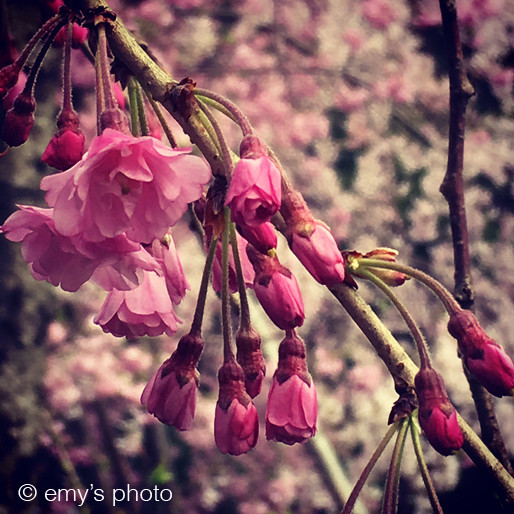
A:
[438, 0, 513, 476]
[69, 0, 514, 503]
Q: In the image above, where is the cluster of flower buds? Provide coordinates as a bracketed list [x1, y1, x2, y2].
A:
[447, 308, 514, 397]
[414, 365, 464, 456]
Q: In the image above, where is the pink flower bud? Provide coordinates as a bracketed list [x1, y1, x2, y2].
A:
[2, 90, 35, 146]
[236, 326, 266, 398]
[415, 366, 463, 456]
[448, 309, 514, 397]
[42, 109, 85, 170]
[238, 221, 277, 254]
[214, 360, 259, 455]
[247, 247, 305, 330]
[225, 136, 281, 227]
[0, 63, 20, 100]
[141, 332, 204, 430]
[53, 24, 89, 48]
[281, 189, 344, 285]
[266, 333, 317, 445]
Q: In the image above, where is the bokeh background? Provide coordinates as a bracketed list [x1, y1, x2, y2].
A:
[1, 0, 513, 512]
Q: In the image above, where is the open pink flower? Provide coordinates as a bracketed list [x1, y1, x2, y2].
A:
[94, 270, 181, 338]
[266, 332, 317, 445]
[41, 129, 211, 244]
[415, 366, 463, 456]
[448, 309, 514, 397]
[1, 205, 158, 292]
[141, 332, 204, 430]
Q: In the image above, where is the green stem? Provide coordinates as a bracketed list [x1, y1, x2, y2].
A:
[197, 100, 234, 178]
[341, 422, 398, 514]
[195, 94, 238, 123]
[356, 268, 431, 369]
[142, 87, 177, 147]
[355, 259, 460, 313]
[229, 222, 251, 331]
[410, 416, 443, 514]
[382, 418, 409, 514]
[221, 207, 234, 362]
[62, 19, 74, 111]
[194, 87, 253, 135]
[190, 234, 218, 335]
[127, 76, 140, 136]
[97, 23, 115, 109]
[135, 80, 149, 136]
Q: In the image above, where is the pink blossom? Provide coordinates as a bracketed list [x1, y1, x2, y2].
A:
[214, 399, 259, 456]
[238, 221, 277, 254]
[448, 309, 514, 397]
[362, 0, 398, 29]
[42, 128, 85, 170]
[146, 234, 190, 304]
[290, 221, 345, 286]
[141, 332, 204, 429]
[266, 375, 317, 445]
[415, 366, 463, 456]
[248, 249, 305, 331]
[0, 205, 158, 292]
[41, 129, 211, 244]
[94, 270, 181, 338]
[141, 363, 197, 430]
[215, 359, 259, 455]
[2, 90, 35, 147]
[225, 155, 282, 228]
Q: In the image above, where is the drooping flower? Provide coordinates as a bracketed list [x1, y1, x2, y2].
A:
[41, 109, 85, 171]
[40, 129, 211, 244]
[266, 332, 317, 445]
[415, 366, 464, 456]
[225, 135, 281, 227]
[448, 309, 514, 397]
[94, 270, 181, 338]
[281, 189, 345, 286]
[247, 246, 305, 331]
[0, 205, 158, 292]
[141, 332, 204, 430]
[214, 359, 259, 456]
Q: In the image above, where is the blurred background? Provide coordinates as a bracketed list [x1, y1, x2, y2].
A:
[1, 0, 513, 512]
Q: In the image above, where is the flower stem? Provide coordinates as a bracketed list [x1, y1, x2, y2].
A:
[355, 258, 460, 313]
[382, 417, 409, 514]
[194, 87, 253, 135]
[356, 268, 431, 369]
[141, 86, 177, 147]
[341, 422, 398, 514]
[409, 415, 443, 514]
[62, 19, 74, 111]
[221, 207, 234, 362]
[96, 23, 115, 109]
[229, 221, 251, 331]
[195, 94, 238, 123]
[190, 234, 218, 336]
[135, 80, 149, 136]
[128, 76, 140, 136]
